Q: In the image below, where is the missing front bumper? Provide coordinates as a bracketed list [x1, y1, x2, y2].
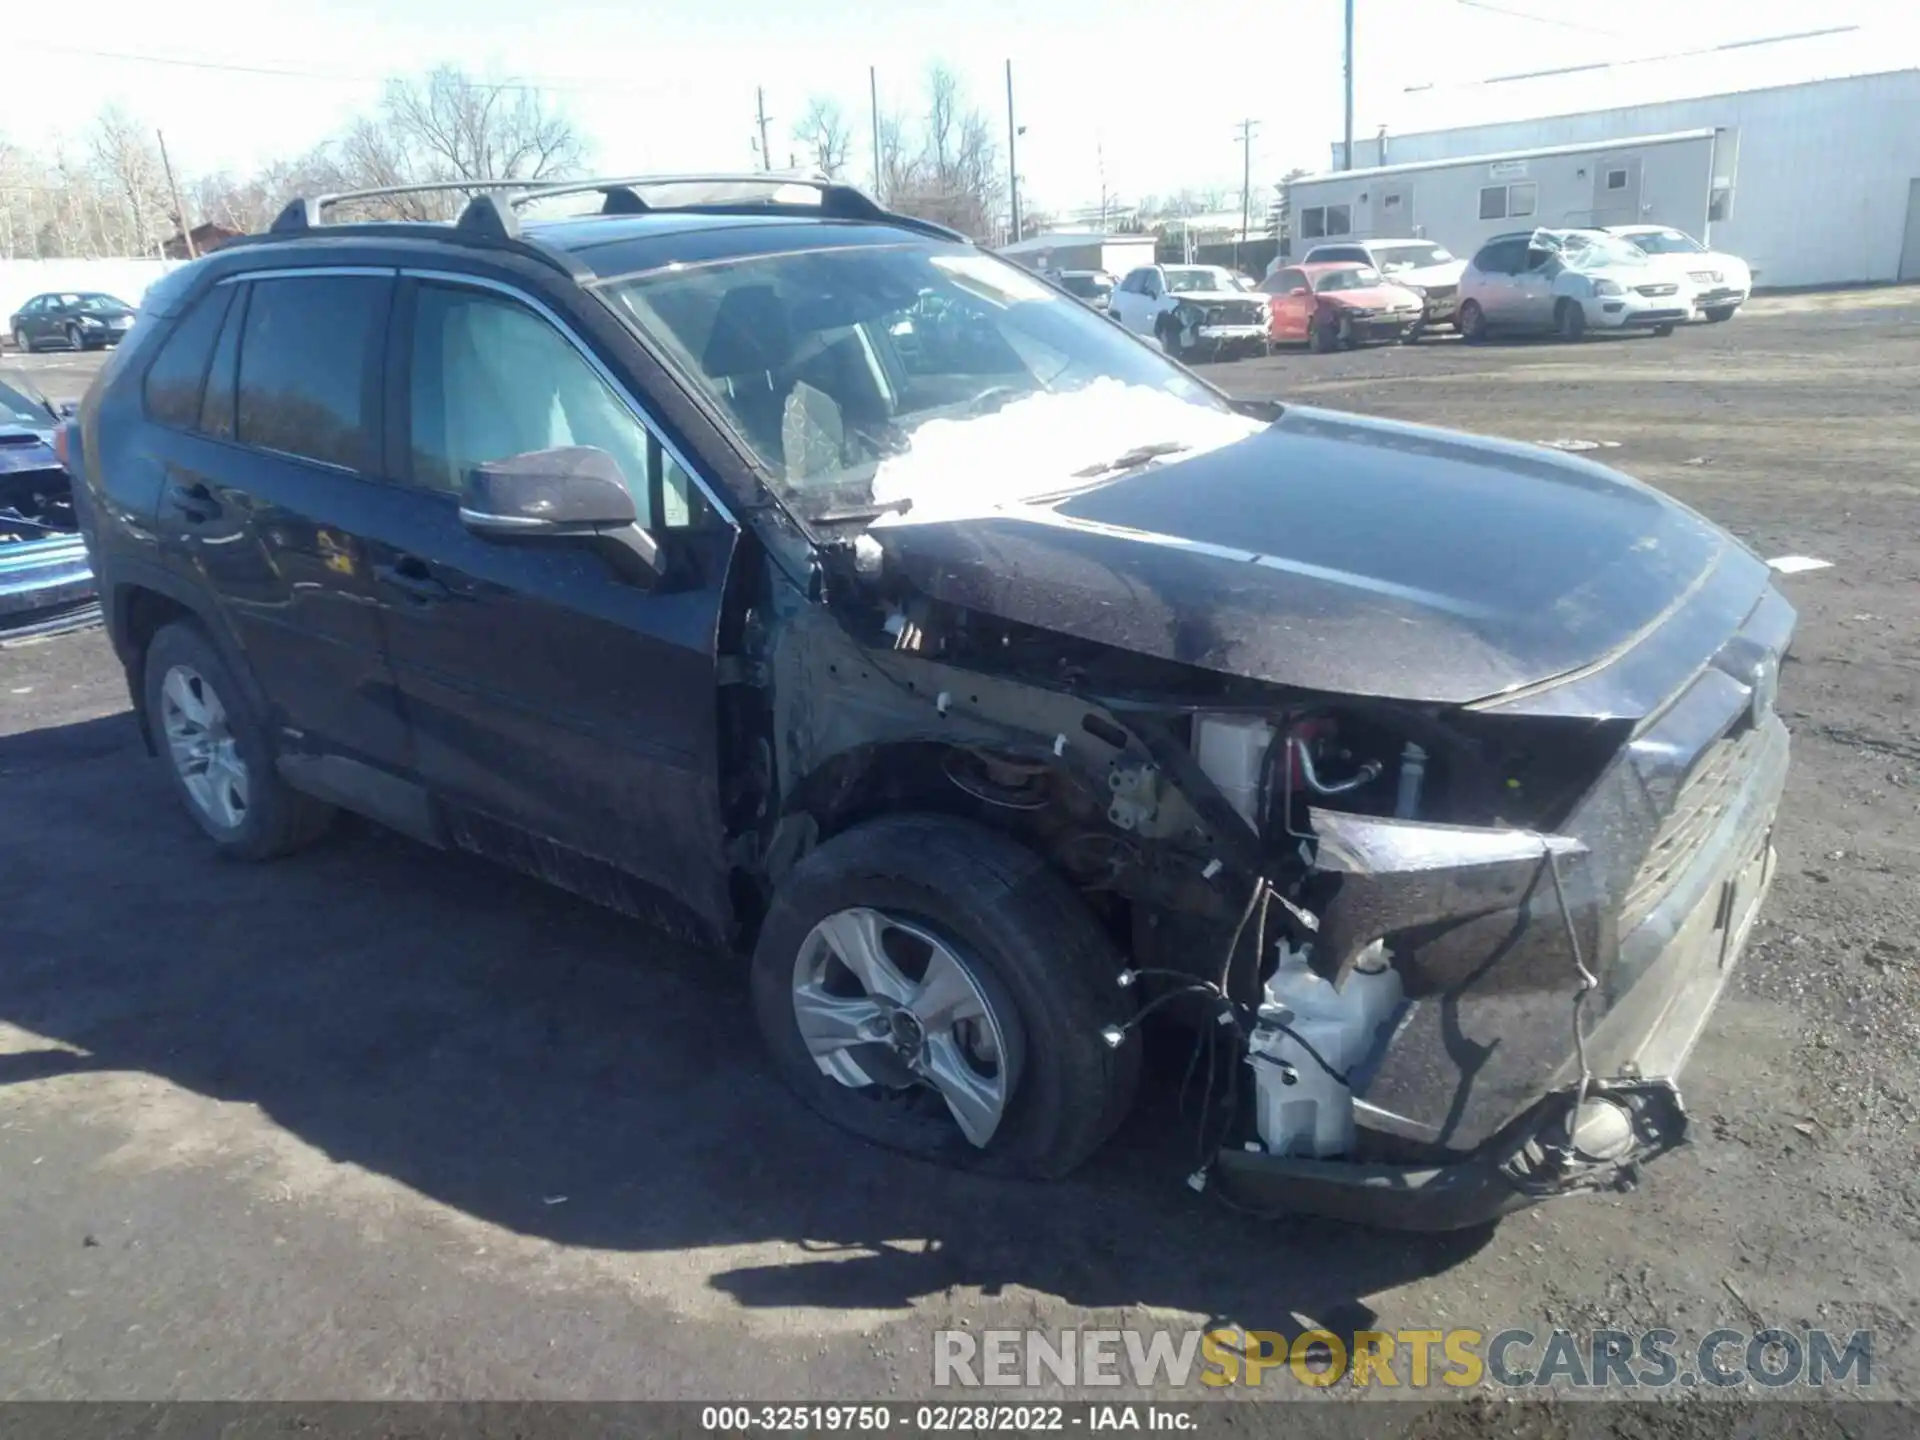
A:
[1216, 1079, 1690, 1231]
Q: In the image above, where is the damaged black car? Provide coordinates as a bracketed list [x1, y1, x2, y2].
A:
[2, 371, 95, 639]
[74, 177, 1792, 1230]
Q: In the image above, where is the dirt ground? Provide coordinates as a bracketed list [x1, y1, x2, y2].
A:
[2, 292, 1916, 1418]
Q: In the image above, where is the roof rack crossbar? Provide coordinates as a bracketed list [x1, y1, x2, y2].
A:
[510, 172, 832, 208]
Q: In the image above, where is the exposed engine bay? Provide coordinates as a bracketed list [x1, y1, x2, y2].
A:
[1, 464, 78, 545]
[740, 505, 1793, 1227]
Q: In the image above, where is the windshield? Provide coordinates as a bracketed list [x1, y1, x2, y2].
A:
[607, 241, 1254, 524]
[1372, 243, 1454, 272]
[1622, 229, 1705, 256]
[1164, 267, 1234, 294]
[1314, 267, 1384, 293]
[1057, 274, 1111, 298]
[1540, 230, 1649, 271]
[76, 294, 130, 313]
[0, 375, 52, 428]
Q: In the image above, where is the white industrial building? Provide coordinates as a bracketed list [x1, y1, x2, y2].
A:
[997, 231, 1159, 276]
[1288, 68, 1920, 288]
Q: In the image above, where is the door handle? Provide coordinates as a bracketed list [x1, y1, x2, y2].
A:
[167, 480, 220, 524]
[373, 557, 454, 604]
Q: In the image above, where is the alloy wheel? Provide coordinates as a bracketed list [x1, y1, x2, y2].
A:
[158, 663, 250, 831]
[791, 906, 1020, 1147]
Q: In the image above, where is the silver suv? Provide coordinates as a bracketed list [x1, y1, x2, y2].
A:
[1456, 229, 1692, 343]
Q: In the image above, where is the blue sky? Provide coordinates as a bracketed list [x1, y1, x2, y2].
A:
[5, 0, 1908, 214]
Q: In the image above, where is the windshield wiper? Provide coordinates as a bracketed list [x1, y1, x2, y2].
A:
[812, 497, 914, 525]
[1070, 440, 1191, 479]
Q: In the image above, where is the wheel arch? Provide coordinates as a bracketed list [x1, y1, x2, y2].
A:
[110, 575, 265, 756]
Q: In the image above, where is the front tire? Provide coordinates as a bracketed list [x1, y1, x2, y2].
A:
[1703, 305, 1737, 323]
[1652, 322, 1676, 337]
[143, 622, 335, 861]
[1554, 298, 1587, 342]
[1458, 300, 1487, 343]
[1309, 311, 1339, 353]
[751, 814, 1140, 1180]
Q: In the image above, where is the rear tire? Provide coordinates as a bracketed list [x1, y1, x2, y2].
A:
[11, 327, 28, 354]
[751, 814, 1140, 1180]
[1554, 298, 1586, 342]
[143, 622, 335, 861]
[66, 324, 85, 352]
[1458, 300, 1487, 343]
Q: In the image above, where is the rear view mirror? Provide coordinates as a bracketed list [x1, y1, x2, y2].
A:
[1291, 286, 1311, 296]
[460, 446, 662, 584]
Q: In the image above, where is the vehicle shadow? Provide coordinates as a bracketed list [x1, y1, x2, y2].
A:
[1, 711, 1494, 1335]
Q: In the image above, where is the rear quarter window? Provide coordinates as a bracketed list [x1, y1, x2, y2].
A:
[142, 287, 234, 430]
[234, 274, 390, 472]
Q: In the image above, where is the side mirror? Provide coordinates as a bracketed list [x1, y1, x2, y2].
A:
[460, 446, 663, 584]
[56, 399, 79, 419]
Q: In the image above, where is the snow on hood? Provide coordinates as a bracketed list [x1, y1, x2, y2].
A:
[870, 378, 1268, 525]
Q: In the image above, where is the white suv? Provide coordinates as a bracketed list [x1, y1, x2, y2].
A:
[1456, 229, 1693, 343]
[1286, 239, 1466, 331]
[1110, 264, 1269, 361]
[1604, 225, 1751, 322]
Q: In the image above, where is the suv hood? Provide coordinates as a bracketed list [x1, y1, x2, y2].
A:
[871, 405, 1762, 705]
[1379, 260, 1466, 288]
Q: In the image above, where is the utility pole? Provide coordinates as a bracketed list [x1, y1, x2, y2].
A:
[1343, 0, 1356, 169]
[755, 88, 773, 173]
[156, 128, 195, 259]
[1005, 60, 1021, 245]
[1235, 119, 1259, 250]
[870, 67, 883, 202]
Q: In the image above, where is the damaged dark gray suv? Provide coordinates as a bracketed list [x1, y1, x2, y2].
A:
[71, 175, 1792, 1229]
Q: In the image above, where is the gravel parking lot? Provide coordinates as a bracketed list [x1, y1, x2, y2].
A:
[4, 294, 1917, 1412]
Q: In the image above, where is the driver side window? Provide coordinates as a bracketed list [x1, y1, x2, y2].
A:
[408, 283, 657, 526]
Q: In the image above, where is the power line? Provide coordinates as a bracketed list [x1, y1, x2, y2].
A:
[1453, 0, 1625, 38]
[7, 41, 640, 95]
[1406, 24, 1862, 92]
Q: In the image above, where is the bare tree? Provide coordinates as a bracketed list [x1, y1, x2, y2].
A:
[383, 67, 586, 187]
[881, 64, 1003, 241]
[2, 67, 586, 254]
[792, 96, 853, 180]
[89, 106, 170, 254]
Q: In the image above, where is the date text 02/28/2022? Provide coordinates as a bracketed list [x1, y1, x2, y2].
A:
[699, 1404, 1196, 1431]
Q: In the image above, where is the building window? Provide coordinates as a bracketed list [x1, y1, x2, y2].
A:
[1479, 185, 1507, 221]
[1708, 184, 1734, 222]
[1606, 167, 1629, 191]
[1325, 204, 1351, 235]
[1300, 206, 1326, 239]
[1508, 182, 1537, 218]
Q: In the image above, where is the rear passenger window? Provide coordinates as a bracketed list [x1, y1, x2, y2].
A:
[235, 275, 388, 472]
[142, 288, 233, 430]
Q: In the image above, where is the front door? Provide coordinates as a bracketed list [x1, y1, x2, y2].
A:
[365, 274, 739, 930]
[1260, 269, 1313, 341]
[1376, 187, 1414, 238]
[1592, 155, 1644, 228]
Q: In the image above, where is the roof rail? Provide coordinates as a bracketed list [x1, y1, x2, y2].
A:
[513, 172, 970, 242]
[266, 180, 534, 237]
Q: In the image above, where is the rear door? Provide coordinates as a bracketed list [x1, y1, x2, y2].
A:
[363, 273, 740, 928]
[147, 270, 414, 777]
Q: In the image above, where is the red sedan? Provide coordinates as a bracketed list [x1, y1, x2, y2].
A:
[1259, 262, 1427, 352]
